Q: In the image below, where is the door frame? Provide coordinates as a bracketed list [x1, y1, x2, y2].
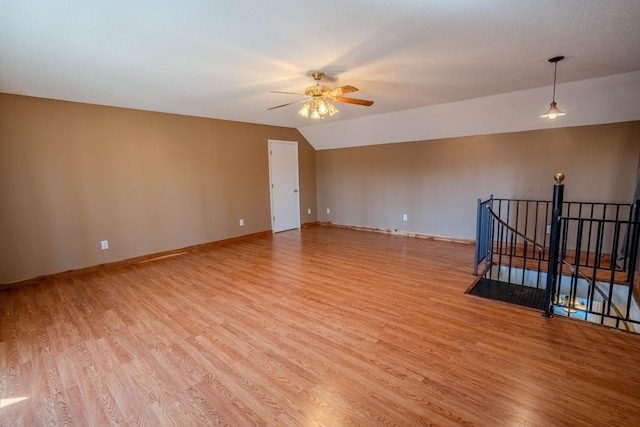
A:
[268, 139, 301, 233]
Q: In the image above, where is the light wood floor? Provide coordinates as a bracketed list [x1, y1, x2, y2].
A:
[1, 225, 640, 426]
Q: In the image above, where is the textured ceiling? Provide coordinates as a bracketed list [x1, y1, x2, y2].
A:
[1, 1, 640, 130]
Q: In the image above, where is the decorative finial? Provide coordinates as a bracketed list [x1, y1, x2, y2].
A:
[554, 173, 565, 184]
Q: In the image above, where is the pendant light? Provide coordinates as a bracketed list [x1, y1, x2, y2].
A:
[541, 56, 566, 119]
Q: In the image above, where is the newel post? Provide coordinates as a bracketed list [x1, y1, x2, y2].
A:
[543, 173, 565, 317]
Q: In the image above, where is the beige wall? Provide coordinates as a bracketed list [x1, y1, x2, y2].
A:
[2, 92, 638, 284]
[317, 122, 640, 239]
[0, 94, 317, 283]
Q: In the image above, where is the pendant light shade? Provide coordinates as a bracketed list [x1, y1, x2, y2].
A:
[541, 56, 566, 119]
[541, 101, 565, 119]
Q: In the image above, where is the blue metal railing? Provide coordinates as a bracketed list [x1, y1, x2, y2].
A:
[473, 195, 493, 275]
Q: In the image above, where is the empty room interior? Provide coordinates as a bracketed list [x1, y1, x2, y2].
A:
[2, 2, 640, 426]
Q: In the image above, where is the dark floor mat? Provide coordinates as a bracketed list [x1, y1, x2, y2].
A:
[469, 278, 546, 310]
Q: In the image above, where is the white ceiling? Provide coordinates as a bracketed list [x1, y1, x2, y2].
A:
[1, 1, 640, 144]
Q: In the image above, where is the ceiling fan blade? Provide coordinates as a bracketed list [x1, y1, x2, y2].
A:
[267, 99, 305, 110]
[334, 96, 374, 106]
[328, 85, 358, 97]
[270, 90, 306, 96]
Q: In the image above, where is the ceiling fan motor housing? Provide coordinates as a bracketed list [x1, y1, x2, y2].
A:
[305, 85, 332, 98]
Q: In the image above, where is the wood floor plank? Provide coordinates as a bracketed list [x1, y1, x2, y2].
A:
[2, 225, 640, 426]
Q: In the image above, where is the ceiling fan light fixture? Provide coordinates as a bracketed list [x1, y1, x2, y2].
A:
[328, 102, 338, 116]
[269, 70, 373, 119]
[316, 98, 329, 115]
[541, 55, 566, 119]
[298, 102, 310, 117]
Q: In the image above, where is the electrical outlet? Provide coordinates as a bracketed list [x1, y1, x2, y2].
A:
[546, 225, 551, 234]
[307, 208, 311, 214]
[239, 219, 244, 226]
[101, 240, 109, 250]
[402, 213, 408, 221]
[326, 208, 330, 214]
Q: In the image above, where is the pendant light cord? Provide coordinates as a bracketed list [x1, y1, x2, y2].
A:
[552, 61, 557, 102]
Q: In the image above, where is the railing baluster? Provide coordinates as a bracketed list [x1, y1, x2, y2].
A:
[586, 203, 595, 267]
[606, 222, 621, 318]
[573, 220, 585, 320]
[560, 219, 570, 309]
[624, 205, 640, 322]
[544, 201, 551, 257]
[534, 201, 543, 287]
[521, 202, 530, 287]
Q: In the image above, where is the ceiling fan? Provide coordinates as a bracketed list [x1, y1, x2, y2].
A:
[268, 71, 374, 119]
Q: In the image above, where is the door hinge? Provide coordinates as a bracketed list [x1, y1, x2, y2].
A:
[273, 216, 275, 221]
[270, 150, 272, 155]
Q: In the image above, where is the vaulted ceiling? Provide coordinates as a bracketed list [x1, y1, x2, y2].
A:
[1, 1, 639, 148]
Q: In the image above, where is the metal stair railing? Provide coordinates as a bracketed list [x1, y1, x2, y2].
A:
[487, 206, 633, 331]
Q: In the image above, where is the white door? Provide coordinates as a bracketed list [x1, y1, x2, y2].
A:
[268, 140, 300, 233]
